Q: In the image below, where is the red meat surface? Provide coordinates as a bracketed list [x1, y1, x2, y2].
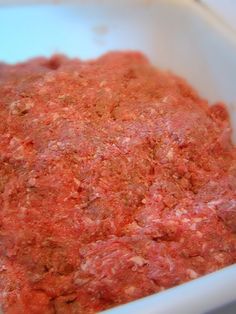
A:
[0, 52, 235, 313]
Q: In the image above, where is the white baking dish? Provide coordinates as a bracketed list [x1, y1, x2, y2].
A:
[0, 1, 236, 313]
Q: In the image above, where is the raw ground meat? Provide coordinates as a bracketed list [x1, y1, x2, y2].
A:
[0, 52, 236, 314]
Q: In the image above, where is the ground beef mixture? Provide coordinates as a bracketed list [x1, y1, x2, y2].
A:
[0, 52, 236, 314]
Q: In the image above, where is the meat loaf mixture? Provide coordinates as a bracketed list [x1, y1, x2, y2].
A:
[0, 52, 236, 314]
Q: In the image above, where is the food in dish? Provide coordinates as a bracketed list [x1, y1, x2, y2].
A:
[0, 52, 235, 313]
